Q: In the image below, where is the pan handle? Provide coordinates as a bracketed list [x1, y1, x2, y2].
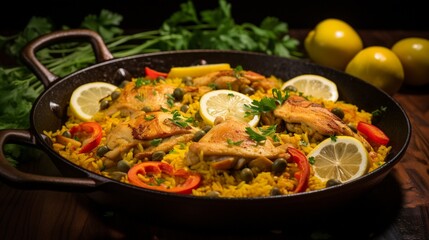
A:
[0, 129, 98, 192]
[21, 29, 114, 88]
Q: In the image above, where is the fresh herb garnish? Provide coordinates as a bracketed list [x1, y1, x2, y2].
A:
[169, 110, 189, 128]
[0, 0, 302, 164]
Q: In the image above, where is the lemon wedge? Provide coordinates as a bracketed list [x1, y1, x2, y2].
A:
[308, 136, 369, 183]
[199, 89, 260, 127]
[281, 74, 339, 101]
[167, 63, 231, 78]
[69, 82, 118, 121]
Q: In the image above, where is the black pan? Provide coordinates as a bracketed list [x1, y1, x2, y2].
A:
[0, 29, 411, 228]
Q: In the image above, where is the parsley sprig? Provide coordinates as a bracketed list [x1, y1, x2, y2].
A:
[0, 0, 302, 163]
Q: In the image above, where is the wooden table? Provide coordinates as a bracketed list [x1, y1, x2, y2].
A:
[1, 30, 429, 240]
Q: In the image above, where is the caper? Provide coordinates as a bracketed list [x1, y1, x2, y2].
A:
[272, 157, 287, 175]
[111, 90, 121, 100]
[331, 107, 345, 119]
[270, 187, 282, 196]
[182, 76, 193, 86]
[326, 179, 342, 187]
[240, 168, 254, 183]
[180, 104, 190, 113]
[173, 88, 185, 101]
[151, 151, 166, 161]
[96, 145, 110, 157]
[62, 131, 72, 138]
[193, 130, 206, 142]
[201, 125, 212, 133]
[240, 86, 255, 95]
[206, 191, 221, 197]
[284, 85, 298, 92]
[99, 99, 110, 110]
[142, 106, 152, 112]
[117, 160, 131, 172]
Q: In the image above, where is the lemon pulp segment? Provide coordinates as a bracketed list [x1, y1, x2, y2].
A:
[281, 74, 338, 101]
[199, 89, 259, 127]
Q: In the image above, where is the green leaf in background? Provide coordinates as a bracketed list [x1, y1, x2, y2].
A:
[0, 0, 302, 166]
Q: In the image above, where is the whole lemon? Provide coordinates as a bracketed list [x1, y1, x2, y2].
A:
[304, 18, 363, 71]
[391, 37, 429, 86]
[345, 46, 404, 95]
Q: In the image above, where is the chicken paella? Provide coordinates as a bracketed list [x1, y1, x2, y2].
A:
[45, 63, 391, 197]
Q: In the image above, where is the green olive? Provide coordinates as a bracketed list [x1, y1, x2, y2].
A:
[201, 125, 212, 133]
[117, 160, 131, 172]
[331, 107, 345, 119]
[151, 151, 166, 161]
[270, 187, 282, 196]
[111, 90, 121, 100]
[284, 85, 298, 92]
[240, 86, 255, 95]
[240, 168, 254, 183]
[142, 106, 152, 112]
[110, 171, 127, 181]
[119, 80, 131, 88]
[193, 130, 206, 142]
[206, 191, 221, 197]
[182, 76, 193, 86]
[180, 104, 190, 113]
[326, 179, 342, 187]
[62, 131, 71, 138]
[99, 99, 110, 110]
[173, 88, 185, 101]
[272, 158, 287, 175]
[96, 145, 110, 157]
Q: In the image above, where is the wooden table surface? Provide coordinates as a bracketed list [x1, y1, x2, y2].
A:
[1, 29, 429, 240]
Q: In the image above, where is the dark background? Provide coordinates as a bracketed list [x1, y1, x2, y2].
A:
[0, 0, 427, 33]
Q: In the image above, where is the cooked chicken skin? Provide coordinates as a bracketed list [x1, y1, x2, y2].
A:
[192, 70, 279, 91]
[131, 111, 194, 140]
[185, 117, 289, 168]
[274, 95, 373, 151]
[105, 82, 176, 116]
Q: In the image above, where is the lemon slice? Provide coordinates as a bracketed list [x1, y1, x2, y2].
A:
[308, 136, 369, 183]
[167, 63, 231, 78]
[69, 82, 118, 121]
[281, 74, 339, 101]
[199, 89, 260, 127]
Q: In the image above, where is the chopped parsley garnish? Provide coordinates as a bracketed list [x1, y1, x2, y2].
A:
[150, 138, 162, 146]
[169, 110, 189, 128]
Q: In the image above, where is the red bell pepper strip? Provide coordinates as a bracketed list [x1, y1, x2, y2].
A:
[145, 66, 168, 79]
[127, 161, 201, 194]
[69, 122, 102, 153]
[287, 147, 310, 193]
[357, 121, 390, 146]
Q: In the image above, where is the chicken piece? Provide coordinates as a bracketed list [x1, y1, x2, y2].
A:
[274, 95, 373, 151]
[184, 117, 289, 169]
[104, 123, 138, 161]
[104, 82, 176, 116]
[131, 111, 194, 140]
[192, 70, 278, 92]
[104, 111, 196, 161]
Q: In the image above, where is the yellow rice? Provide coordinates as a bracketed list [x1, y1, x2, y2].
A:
[44, 72, 391, 198]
